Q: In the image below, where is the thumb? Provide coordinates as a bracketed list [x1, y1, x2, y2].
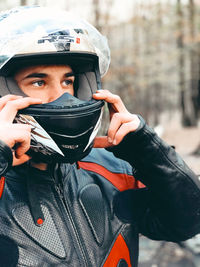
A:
[12, 153, 31, 166]
[93, 136, 113, 148]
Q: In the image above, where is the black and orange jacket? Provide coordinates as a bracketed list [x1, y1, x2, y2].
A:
[0, 119, 199, 266]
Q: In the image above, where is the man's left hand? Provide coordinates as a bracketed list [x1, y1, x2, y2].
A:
[92, 89, 140, 148]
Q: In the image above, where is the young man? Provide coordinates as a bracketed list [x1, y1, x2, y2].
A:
[0, 6, 199, 267]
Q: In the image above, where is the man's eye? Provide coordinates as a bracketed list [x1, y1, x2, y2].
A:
[32, 80, 44, 87]
[63, 79, 73, 86]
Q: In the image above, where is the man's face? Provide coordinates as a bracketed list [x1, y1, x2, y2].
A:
[14, 65, 75, 103]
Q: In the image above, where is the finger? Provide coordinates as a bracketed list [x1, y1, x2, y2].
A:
[9, 123, 32, 131]
[1, 123, 32, 131]
[93, 136, 113, 148]
[0, 124, 31, 149]
[12, 153, 31, 166]
[14, 131, 31, 158]
[0, 97, 42, 122]
[107, 113, 135, 142]
[112, 120, 139, 145]
[0, 95, 23, 110]
[93, 90, 127, 114]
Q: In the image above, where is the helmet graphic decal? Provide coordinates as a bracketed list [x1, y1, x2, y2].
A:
[15, 114, 64, 156]
[0, 6, 110, 76]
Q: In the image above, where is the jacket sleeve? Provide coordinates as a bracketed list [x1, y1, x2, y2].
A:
[0, 140, 13, 176]
[108, 116, 200, 242]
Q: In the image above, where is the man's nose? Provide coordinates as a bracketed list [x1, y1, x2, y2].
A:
[47, 83, 64, 102]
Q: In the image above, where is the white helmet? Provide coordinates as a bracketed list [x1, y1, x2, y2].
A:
[0, 6, 111, 163]
[0, 6, 110, 76]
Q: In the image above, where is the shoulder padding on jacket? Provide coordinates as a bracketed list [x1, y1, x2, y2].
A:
[78, 148, 145, 191]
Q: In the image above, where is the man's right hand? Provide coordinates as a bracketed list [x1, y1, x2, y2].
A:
[0, 95, 42, 166]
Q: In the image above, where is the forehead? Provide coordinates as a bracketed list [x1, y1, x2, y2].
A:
[14, 64, 73, 78]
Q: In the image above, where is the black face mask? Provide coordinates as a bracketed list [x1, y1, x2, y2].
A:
[15, 93, 104, 163]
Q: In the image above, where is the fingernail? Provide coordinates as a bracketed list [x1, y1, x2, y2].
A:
[113, 139, 117, 145]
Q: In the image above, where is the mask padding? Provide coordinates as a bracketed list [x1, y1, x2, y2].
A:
[0, 76, 26, 97]
[7, 77, 27, 96]
[0, 72, 98, 100]
[76, 72, 98, 101]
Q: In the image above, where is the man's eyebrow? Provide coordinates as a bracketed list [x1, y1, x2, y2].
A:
[65, 72, 75, 77]
[24, 73, 47, 79]
[24, 71, 75, 79]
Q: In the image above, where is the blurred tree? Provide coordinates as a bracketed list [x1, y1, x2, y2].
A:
[92, 0, 101, 31]
[177, 0, 188, 126]
[20, 0, 27, 5]
[141, 3, 152, 123]
[188, 0, 200, 125]
[177, 0, 200, 126]
[150, 1, 163, 126]
[92, 0, 114, 33]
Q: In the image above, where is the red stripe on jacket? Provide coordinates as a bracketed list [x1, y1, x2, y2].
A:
[0, 176, 5, 199]
[77, 161, 145, 191]
[103, 234, 131, 267]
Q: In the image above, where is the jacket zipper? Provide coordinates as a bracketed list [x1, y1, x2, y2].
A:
[54, 180, 89, 267]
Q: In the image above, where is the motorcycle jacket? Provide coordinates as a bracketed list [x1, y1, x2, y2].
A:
[0, 117, 199, 267]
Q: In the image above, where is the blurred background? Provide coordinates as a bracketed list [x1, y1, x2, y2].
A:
[2, 0, 200, 266]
